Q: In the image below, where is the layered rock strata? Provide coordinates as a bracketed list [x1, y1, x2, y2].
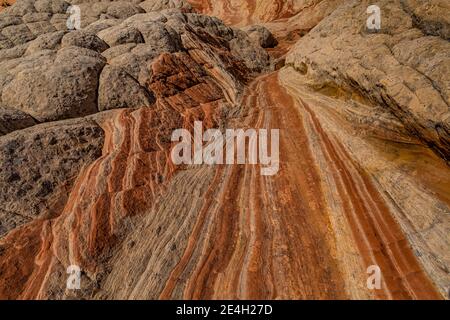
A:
[0, 0, 448, 300]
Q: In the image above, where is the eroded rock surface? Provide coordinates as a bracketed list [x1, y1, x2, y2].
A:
[0, 106, 36, 135]
[0, 0, 270, 131]
[286, 0, 450, 161]
[2, 47, 106, 121]
[0, 0, 272, 300]
[0, 117, 104, 236]
[282, 0, 450, 297]
[0, 0, 448, 301]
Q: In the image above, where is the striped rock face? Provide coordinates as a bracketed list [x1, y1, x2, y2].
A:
[0, 0, 448, 300]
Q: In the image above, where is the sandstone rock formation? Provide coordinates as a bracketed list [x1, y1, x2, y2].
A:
[0, 118, 104, 236]
[0, 0, 15, 12]
[0, 0, 448, 300]
[286, 0, 450, 162]
[189, 0, 338, 26]
[281, 0, 450, 298]
[0, 0, 269, 127]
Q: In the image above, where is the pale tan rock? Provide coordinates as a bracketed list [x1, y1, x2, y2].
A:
[286, 0, 450, 161]
[242, 25, 278, 48]
[98, 65, 155, 111]
[61, 30, 109, 52]
[139, 0, 192, 13]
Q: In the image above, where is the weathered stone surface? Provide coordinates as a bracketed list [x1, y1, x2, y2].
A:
[0, 106, 36, 135]
[83, 18, 122, 34]
[106, 2, 145, 19]
[33, 0, 69, 14]
[2, 46, 105, 121]
[229, 29, 271, 72]
[61, 30, 109, 52]
[22, 12, 52, 23]
[0, 0, 15, 12]
[0, 1, 269, 124]
[101, 42, 136, 60]
[1, 24, 35, 45]
[1, 0, 447, 301]
[26, 20, 57, 37]
[403, 0, 450, 39]
[0, 0, 275, 300]
[98, 65, 155, 111]
[285, 0, 450, 161]
[24, 30, 65, 54]
[0, 14, 21, 29]
[242, 25, 277, 48]
[139, 0, 192, 13]
[2, 0, 34, 16]
[0, 117, 104, 236]
[190, 0, 341, 27]
[97, 26, 144, 46]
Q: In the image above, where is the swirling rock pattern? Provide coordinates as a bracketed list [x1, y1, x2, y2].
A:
[0, 0, 448, 300]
